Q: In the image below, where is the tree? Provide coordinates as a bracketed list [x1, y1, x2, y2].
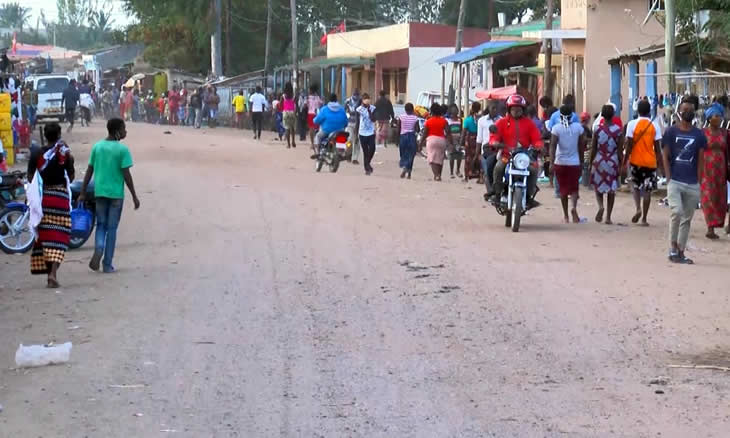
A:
[675, 0, 730, 56]
[440, 0, 560, 29]
[0, 2, 32, 34]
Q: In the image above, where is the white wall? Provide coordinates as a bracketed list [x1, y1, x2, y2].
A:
[407, 47, 458, 104]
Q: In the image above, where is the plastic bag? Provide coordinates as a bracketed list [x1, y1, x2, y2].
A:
[70, 204, 93, 236]
[15, 342, 72, 368]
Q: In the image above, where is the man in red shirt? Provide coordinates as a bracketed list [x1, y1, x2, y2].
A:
[489, 94, 544, 204]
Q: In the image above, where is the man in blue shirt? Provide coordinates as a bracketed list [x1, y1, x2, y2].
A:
[312, 93, 348, 158]
[661, 97, 706, 265]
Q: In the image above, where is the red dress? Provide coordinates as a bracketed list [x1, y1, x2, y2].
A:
[700, 129, 728, 228]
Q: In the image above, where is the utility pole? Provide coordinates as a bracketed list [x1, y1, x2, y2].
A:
[543, 0, 555, 105]
[665, 0, 676, 93]
[264, 0, 272, 89]
[211, 0, 223, 77]
[409, 0, 419, 22]
[290, 0, 298, 94]
[225, 0, 232, 75]
[449, 0, 467, 104]
[488, 0, 495, 29]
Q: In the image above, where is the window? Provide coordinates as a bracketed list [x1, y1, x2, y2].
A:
[36, 78, 69, 94]
[648, 0, 665, 11]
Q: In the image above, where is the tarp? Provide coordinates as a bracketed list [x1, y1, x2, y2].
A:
[436, 40, 537, 65]
[475, 85, 525, 101]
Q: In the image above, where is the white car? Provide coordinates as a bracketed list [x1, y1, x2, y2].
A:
[28, 75, 71, 122]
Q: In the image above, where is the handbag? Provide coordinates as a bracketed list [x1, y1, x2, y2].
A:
[70, 202, 93, 236]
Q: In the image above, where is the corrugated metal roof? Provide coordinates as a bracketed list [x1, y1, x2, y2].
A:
[437, 40, 538, 64]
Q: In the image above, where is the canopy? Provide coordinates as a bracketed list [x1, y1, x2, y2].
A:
[475, 85, 519, 100]
[436, 40, 537, 65]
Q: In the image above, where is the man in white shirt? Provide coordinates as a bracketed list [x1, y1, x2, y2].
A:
[477, 103, 502, 195]
[249, 86, 267, 140]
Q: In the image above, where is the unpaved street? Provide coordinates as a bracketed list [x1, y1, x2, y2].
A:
[1, 122, 729, 437]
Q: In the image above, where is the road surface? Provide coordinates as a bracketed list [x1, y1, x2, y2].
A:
[1, 122, 729, 437]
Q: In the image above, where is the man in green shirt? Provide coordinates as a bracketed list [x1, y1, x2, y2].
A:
[79, 118, 140, 273]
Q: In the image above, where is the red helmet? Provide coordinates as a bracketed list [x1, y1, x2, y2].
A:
[506, 94, 527, 109]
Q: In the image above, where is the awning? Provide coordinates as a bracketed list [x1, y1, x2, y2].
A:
[437, 41, 538, 65]
[298, 56, 374, 71]
[475, 85, 519, 100]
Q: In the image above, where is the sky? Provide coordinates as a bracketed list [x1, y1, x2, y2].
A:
[1, 0, 135, 29]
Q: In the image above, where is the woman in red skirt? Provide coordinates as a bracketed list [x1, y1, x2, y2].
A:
[550, 105, 587, 223]
[700, 103, 728, 239]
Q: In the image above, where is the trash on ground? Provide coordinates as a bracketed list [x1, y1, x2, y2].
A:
[108, 384, 146, 389]
[15, 342, 72, 368]
[649, 376, 670, 385]
[133, 412, 144, 417]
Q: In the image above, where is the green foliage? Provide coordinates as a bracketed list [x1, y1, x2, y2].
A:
[440, 0, 560, 29]
[0, 2, 32, 32]
[675, 0, 730, 61]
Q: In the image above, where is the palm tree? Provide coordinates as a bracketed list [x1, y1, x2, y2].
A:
[0, 2, 32, 34]
[89, 10, 114, 35]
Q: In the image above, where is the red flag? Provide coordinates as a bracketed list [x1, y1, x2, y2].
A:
[320, 21, 346, 46]
[11, 32, 17, 55]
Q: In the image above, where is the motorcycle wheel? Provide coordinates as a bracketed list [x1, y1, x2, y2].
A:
[511, 186, 523, 233]
[315, 157, 324, 172]
[329, 153, 340, 173]
[69, 218, 95, 250]
[0, 206, 34, 254]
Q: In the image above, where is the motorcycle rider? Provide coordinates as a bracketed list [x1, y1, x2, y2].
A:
[312, 93, 348, 158]
[489, 94, 544, 207]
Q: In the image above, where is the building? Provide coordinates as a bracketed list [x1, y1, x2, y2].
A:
[529, 0, 668, 117]
[320, 22, 490, 104]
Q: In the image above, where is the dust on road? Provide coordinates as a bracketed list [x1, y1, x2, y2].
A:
[1, 122, 729, 437]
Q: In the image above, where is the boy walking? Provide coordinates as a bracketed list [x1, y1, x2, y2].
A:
[79, 118, 140, 273]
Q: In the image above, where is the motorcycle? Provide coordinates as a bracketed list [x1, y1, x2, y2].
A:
[0, 179, 96, 254]
[493, 145, 540, 233]
[315, 131, 350, 173]
[0, 172, 33, 254]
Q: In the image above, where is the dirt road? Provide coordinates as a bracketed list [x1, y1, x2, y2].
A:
[1, 122, 729, 437]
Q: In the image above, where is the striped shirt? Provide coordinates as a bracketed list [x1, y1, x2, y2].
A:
[399, 114, 419, 134]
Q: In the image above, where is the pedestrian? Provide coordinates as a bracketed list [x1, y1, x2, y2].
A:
[420, 103, 451, 181]
[374, 90, 394, 148]
[168, 85, 180, 125]
[61, 79, 80, 133]
[397, 102, 419, 179]
[700, 103, 728, 239]
[206, 86, 220, 128]
[462, 102, 481, 182]
[232, 89, 246, 130]
[123, 87, 133, 121]
[355, 93, 376, 175]
[550, 105, 586, 223]
[27, 123, 75, 288]
[662, 97, 706, 264]
[297, 89, 308, 142]
[78, 118, 140, 273]
[547, 94, 578, 131]
[477, 102, 502, 195]
[622, 99, 662, 226]
[589, 104, 624, 224]
[282, 83, 297, 148]
[190, 88, 202, 128]
[274, 99, 285, 141]
[307, 85, 322, 148]
[445, 104, 463, 179]
[249, 86, 267, 140]
[346, 88, 362, 165]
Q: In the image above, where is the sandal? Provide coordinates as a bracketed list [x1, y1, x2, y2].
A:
[706, 232, 720, 240]
[47, 278, 60, 289]
[631, 211, 642, 223]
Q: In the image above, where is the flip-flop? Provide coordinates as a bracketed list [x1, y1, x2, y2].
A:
[639, 222, 650, 227]
[631, 212, 642, 223]
[595, 208, 604, 223]
[706, 232, 720, 240]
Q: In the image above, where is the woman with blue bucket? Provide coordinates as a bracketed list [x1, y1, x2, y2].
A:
[27, 123, 76, 288]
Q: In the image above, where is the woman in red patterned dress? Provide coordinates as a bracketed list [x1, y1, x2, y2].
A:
[700, 103, 728, 239]
[589, 104, 623, 224]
